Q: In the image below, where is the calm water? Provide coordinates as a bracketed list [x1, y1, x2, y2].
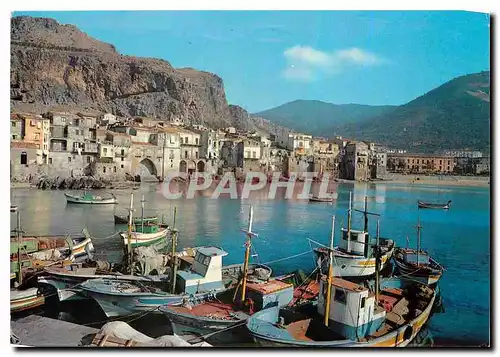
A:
[10, 182, 490, 346]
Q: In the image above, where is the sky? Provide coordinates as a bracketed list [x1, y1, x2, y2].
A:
[13, 11, 490, 113]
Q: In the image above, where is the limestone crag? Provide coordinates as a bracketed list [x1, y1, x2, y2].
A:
[11, 16, 234, 128]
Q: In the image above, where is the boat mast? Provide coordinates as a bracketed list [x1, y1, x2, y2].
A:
[170, 207, 178, 294]
[324, 215, 335, 327]
[127, 193, 134, 274]
[13, 206, 23, 286]
[347, 192, 352, 251]
[415, 218, 422, 265]
[141, 195, 145, 233]
[240, 206, 257, 304]
[375, 220, 380, 304]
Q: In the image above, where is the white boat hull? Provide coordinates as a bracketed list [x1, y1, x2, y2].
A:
[120, 228, 169, 247]
[332, 249, 392, 277]
[65, 194, 117, 204]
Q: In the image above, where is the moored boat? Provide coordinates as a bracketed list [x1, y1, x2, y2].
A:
[417, 200, 451, 210]
[79, 246, 232, 318]
[160, 206, 295, 345]
[393, 220, 444, 286]
[10, 287, 45, 314]
[65, 192, 117, 204]
[114, 215, 159, 225]
[246, 215, 437, 347]
[309, 193, 337, 203]
[120, 224, 170, 248]
[313, 193, 394, 278]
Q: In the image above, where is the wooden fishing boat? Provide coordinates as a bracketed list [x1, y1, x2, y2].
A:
[65, 192, 117, 204]
[114, 215, 158, 225]
[313, 193, 394, 278]
[120, 223, 170, 248]
[79, 246, 233, 317]
[309, 193, 337, 203]
[10, 287, 45, 314]
[392, 220, 443, 286]
[160, 207, 295, 345]
[417, 200, 451, 209]
[246, 277, 436, 347]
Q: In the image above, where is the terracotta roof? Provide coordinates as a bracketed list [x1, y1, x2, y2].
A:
[10, 140, 38, 149]
[10, 113, 22, 121]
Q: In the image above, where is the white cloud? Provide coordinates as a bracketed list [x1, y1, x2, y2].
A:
[282, 45, 386, 82]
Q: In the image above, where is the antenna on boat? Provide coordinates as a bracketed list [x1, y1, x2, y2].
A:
[415, 217, 423, 265]
[170, 207, 178, 294]
[353, 196, 381, 232]
[240, 205, 258, 304]
[324, 215, 335, 327]
[127, 192, 134, 274]
[375, 220, 380, 304]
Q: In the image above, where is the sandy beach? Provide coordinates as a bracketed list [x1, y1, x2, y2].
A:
[373, 174, 490, 188]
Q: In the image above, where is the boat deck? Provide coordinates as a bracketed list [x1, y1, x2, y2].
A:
[169, 301, 241, 321]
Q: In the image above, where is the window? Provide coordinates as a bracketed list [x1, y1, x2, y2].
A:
[121, 164, 124, 169]
[440, 160, 442, 165]
[11, 122, 16, 127]
[416, 159, 419, 164]
[334, 290, 346, 304]
[20, 152, 27, 165]
[185, 151, 188, 158]
[412, 159, 415, 164]
[195, 138, 199, 145]
[184, 137, 188, 144]
[195, 151, 198, 159]
[12, 135, 16, 140]
[113, 166, 117, 173]
[49, 158, 52, 164]
[252, 151, 256, 158]
[121, 157, 124, 161]
[361, 297, 366, 309]
[30, 120, 35, 126]
[439, 166, 442, 171]
[68, 157, 71, 163]
[103, 148, 108, 154]
[170, 135, 175, 144]
[121, 149, 125, 156]
[34, 133, 40, 140]
[87, 156, 91, 163]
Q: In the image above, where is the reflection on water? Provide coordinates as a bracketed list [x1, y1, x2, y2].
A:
[10, 181, 490, 346]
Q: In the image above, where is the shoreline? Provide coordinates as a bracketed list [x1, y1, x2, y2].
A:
[373, 177, 490, 188]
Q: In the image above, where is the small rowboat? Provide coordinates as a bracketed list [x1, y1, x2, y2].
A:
[10, 287, 45, 313]
[65, 192, 117, 205]
[114, 215, 159, 225]
[120, 224, 170, 248]
[309, 193, 338, 203]
[417, 200, 451, 210]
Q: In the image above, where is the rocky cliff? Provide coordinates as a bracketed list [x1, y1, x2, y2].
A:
[11, 16, 238, 128]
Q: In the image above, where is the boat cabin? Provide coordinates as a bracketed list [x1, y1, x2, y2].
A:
[401, 248, 430, 266]
[339, 229, 370, 257]
[235, 279, 294, 311]
[317, 276, 386, 340]
[175, 246, 228, 294]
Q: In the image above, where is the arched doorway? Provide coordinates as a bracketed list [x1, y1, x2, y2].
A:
[196, 160, 205, 173]
[136, 158, 158, 181]
[179, 160, 187, 173]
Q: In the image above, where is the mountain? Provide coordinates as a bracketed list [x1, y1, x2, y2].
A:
[339, 71, 491, 152]
[10, 16, 247, 129]
[253, 100, 396, 136]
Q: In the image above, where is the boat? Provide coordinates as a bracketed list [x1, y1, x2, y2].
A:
[120, 223, 170, 248]
[120, 194, 170, 248]
[313, 193, 394, 278]
[417, 200, 451, 209]
[65, 192, 117, 204]
[393, 220, 444, 286]
[10, 206, 45, 314]
[309, 193, 337, 203]
[79, 246, 233, 318]
[246, 216, 437, 347]
[246, 277, 436, 347]
[10, 287, 45, 314]
[114, 215, 158, 225]
[159, 206, 295, 345]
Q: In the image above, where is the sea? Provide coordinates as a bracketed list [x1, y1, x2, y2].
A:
[10, 181, 491, 347]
